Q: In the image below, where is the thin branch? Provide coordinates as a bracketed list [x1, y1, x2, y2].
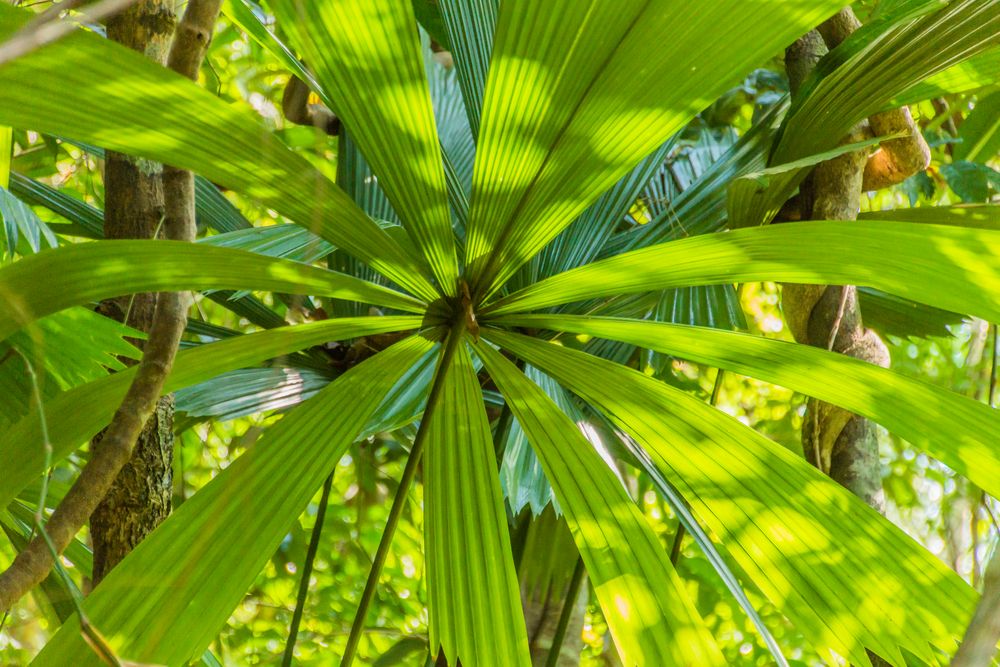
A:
[282, 471, 335, 667]
[340, 323, 466, 667]
[9, 349, 123, 666]
[0, 287, 187, 610]
[282, 75, 340, 136]
[668, 524, 684, 566]
[0, 0, 141, 67]
[817, 8, 930, 192]
[826, 286, 851, 352]
[990, 323, 998, 409]
[0, 0, 222, 614]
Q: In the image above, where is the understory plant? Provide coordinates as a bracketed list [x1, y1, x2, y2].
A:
[1, 0, 1000, 665]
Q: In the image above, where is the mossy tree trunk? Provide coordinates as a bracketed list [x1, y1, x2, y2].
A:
[90, 0, 178, 585]
[783, 9, 930, 666]
[783, 7, 928, 510]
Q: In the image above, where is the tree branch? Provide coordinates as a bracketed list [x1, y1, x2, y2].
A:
[817, 7, 931, 192]
[0, 0, 222, 615]
[282, 74, 340, 136]
[862, 108, 931, 191]
[0, 0, 142, 67]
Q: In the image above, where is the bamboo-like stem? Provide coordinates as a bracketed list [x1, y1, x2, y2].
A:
[340, 322, 466, 667]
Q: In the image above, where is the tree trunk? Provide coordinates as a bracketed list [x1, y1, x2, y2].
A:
[783, 9, 930, 665]
[90, 0, 178, 585]
[952, 547, 1000, 666]
[783, 17, 889, 513]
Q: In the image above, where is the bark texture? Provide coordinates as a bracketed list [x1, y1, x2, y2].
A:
[282, 74, 340, 136]
[90, 0, 177, 584]
[0, 0, 220, 613]
[782, 10, 931, 666]
[783, 20, 890, 512]
[782, 8, 929, 511]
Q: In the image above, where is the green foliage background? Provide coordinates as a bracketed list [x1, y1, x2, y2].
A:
[0, 1, 998, 665]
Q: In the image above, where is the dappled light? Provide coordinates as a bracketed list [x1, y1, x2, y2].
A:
[0, 3, 437, 301]
[485, 221, 1000, 323]
[1, 0, 998, 665]
[269, 0, 458, 297]
[467, 0, 845, 299]
[476, 339, 724, 665]
[0, 240, 425, 341]
[486, 328, 978, 665]
[496, 314, 1000, 504]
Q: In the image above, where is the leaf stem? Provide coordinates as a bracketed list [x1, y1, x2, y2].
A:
[282, 471, 335, 667]
[340, 321, 466, 667]
[672, 366, 726, 565]
[990, 323, 998, 409]
[543, 557, 585, 667]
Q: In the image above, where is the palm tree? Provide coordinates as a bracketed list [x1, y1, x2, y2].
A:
[0, 0, 999, 665]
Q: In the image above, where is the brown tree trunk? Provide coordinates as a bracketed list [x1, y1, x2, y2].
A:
[90, 0, 178, 585]
[783, 15, 890, 514]
[783, 9, 930, 666]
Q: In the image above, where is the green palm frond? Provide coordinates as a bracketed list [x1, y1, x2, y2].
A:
[33, 335, 437, 666]
[0, 3, 437, 299]
[3, 1, 998, 665]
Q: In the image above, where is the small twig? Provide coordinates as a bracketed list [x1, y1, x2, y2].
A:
[990, 324, 998, 409]
[282, 471, 334, 667]
[340, 324, 465, 667]
[668, 525, 684, 566]
[0, 0, 142, 68]
[21, 353, 53, 530]
[826, 286, 850, 352]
